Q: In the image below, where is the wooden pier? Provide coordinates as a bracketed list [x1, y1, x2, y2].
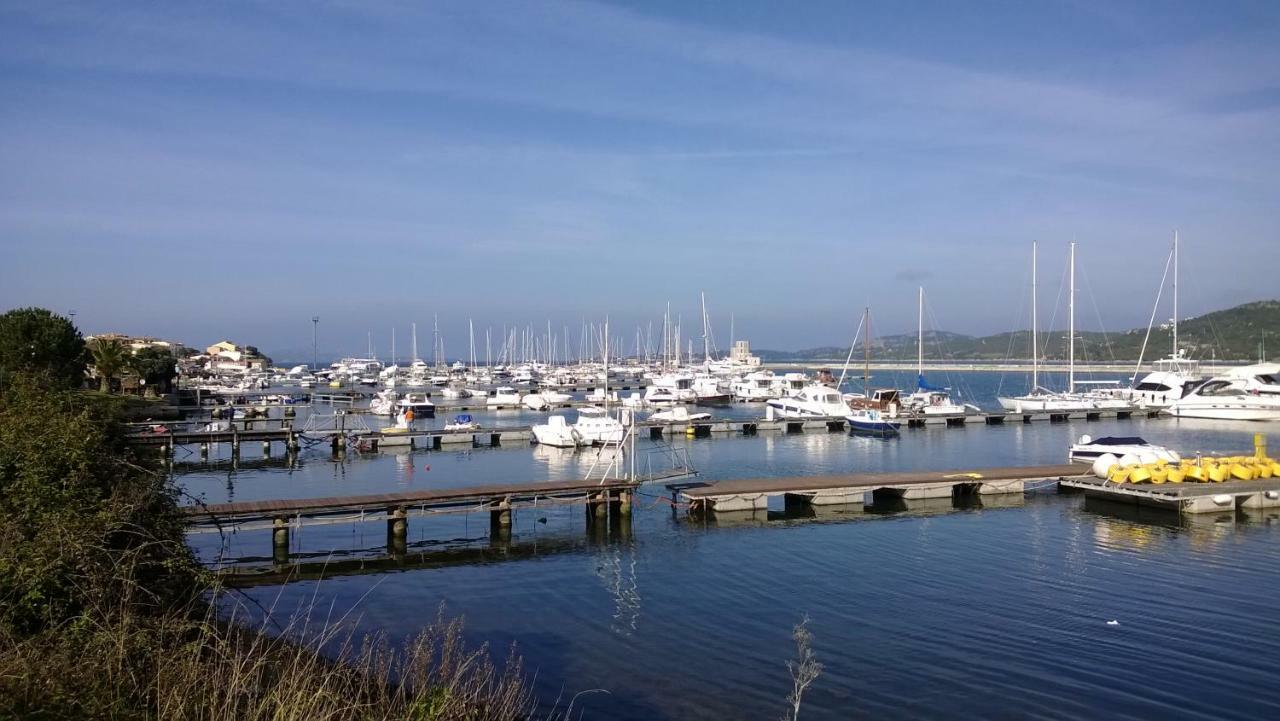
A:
[678, 464, 1087, 512]
[186, 478, 639, 565]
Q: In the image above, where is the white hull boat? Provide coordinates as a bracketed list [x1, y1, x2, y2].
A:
[532, 415, 582, 448]
[1068, 434, 1179, 463]
[766, 385, 849, 418]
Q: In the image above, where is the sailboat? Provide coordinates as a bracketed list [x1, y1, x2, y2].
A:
[845, 306, 902, 434]
[574, 319, 626, 444]
[1118, 232, 1204, 408]
[996, 242, 1133, 413]
[903, 287, 968, 417]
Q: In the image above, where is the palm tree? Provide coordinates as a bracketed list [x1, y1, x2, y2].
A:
[89, 338, 126, 393]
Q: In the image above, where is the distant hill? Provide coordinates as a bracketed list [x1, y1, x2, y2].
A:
[757, 300, 1279, 363]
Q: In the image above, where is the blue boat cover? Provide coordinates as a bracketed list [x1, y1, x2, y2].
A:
[916, 374, 947, 391]
[454, 414, 473, 423]
[1090, 436, 1146, 446]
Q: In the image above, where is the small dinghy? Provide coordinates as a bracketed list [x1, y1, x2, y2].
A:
[1068, 434, 1179, 463]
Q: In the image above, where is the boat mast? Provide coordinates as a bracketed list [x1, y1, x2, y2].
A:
[917, 286, 924, 382]
[863, 306, 871, 396]
[1068, 240, 1076, 395]
[701, 291, 710, 366]
[603, 317, 610, 413]
[1031, 241, 1038, 393]
[391, 327, 396, 365]
[469, 319, 476, 368]
[411, 322, 418, 362]
[1172, 230, 1179, 359]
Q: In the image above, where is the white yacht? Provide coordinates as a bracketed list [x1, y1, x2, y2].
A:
[1115, 235, 1205, 408]
[488, 386, 522, 406]
[369, 389, 398, 416]
[532, 415, 582, 448]
[1068, 434, 1179, 463]
[1166, 364, 1280, 421]
[574, 406, 625, 444]
[731, 371, 776, 402]
[645, 373, 697, 404]
[766, 385, 849, 418]
[771, 372, 809, 398]
[395, 393, 435, 418]
[997, 242, 1135, 413]
[903, 288, 968, 416]
[692, 375, 731, 405]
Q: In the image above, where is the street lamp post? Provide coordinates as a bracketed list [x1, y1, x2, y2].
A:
[312, 316, 320, 370]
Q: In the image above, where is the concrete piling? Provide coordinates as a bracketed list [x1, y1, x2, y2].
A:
[272, 517, 289, 566]
[386, 507, 407, 559]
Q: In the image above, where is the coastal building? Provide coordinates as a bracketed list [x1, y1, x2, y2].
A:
[730, 340, 762, 368]
[202, 340, 272, 371]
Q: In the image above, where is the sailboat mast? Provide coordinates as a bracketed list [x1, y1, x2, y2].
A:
[917, 286, 924, 380]
[391, 327, 396, 365]
[863, 306, 871, 396]
[1173, 230, 1179, 358]
[1031, 241, 1039, 392]
[603, 318, 610, 413]
[1068, 241, 1076, 395]
[701, 291, 710, 365]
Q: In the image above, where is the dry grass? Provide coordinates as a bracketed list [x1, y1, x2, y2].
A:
[0, 596, 534, 721]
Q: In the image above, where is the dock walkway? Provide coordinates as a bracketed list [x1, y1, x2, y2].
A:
[679, 464, 1087, 511]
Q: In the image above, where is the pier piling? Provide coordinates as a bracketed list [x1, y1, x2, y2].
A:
[271, 517, 289, 565]
[387, 507, 407, 559]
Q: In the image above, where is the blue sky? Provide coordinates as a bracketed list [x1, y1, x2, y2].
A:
[1, 0, 1277, 356]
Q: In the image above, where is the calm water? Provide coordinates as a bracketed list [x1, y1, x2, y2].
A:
[179, 372, 1280, 719]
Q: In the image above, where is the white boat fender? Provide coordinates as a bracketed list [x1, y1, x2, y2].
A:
[1118, 453, 1140, 468]
[1137, 451, 1159, 465]
[1212, 494, 1233, 506]
[1079, 434, 1093, 445]
[1092, 453, 1119, 479]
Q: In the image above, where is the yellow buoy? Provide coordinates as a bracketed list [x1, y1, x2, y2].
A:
[1109, 467, 1132, 483]
[1208, 465, 1229, 483]
[1167, 468, 1185, 483]
[1230, 464, 1254, 481]
[1150, 466, 1169, 484]
[1130, 466, 1153, 484]
[1257, 463, 1273, 479]
[1185, 466, 1206, 482]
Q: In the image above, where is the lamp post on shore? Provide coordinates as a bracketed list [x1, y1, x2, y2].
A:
[312, 316, 320, 370]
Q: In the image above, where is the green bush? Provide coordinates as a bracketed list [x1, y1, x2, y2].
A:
[0, 374, 201, 634]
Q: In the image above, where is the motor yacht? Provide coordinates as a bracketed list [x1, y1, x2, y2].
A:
[395, 394, 435, 419]
[573, 406, 625, 445]
[767, 384, 849, 418]
[487, 387, 521, 406]
[532, 415, 582, 448]
[1068, 434, 1179, 463]
[1166, 364, 1280, 421]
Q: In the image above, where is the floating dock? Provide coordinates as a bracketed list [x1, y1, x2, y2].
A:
[1059, 474, 1280, 513]
[678, 464, 1087, 512]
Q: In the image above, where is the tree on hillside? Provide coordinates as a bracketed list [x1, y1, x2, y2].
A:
[89, 338, 128, 393]
[0, 308, 86, 389]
